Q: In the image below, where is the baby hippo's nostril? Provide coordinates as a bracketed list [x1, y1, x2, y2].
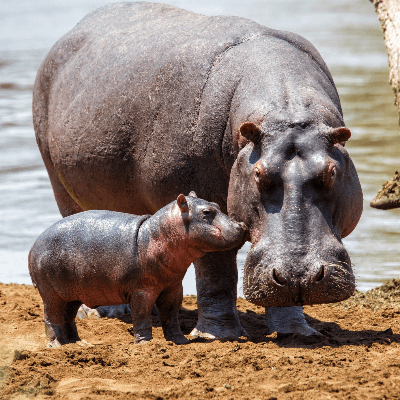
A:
[272, 268, 286, 286]
[313, 265, 325, 283]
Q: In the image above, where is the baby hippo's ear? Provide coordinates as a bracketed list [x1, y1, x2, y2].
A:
[177, 194, 189, 213]
[188, 191, 197, 198]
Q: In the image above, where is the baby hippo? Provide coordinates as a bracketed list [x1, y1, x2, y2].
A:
[28, 192, 246, 347]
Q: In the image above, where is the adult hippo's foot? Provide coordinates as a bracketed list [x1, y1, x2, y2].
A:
[190, 250, 248, 339]
[77, 304, 131, 319]
[265, 306, 321, 336]
[77, 304, 160, 319]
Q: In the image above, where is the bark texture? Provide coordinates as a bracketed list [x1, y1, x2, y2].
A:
[369, 0, 400, 209]
[370, 0, 400, 113]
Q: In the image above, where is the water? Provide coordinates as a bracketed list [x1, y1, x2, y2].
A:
[1, 0, 399, 294]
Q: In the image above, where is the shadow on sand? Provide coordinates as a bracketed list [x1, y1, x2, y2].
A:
[116, 306, 400, 349]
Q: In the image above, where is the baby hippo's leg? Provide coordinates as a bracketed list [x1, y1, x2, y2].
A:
[156, 283, 189, 345]
[43, 303, 66, 348]
[40, 284, 81, 347]
[64, 301, 83, 343]
[129, 292, 157, 344]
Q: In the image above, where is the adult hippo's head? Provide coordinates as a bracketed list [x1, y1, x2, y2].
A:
[227, 120, 363, 307]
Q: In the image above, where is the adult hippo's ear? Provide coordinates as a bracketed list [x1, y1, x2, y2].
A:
[188, 191, 197, 198]
[239, 122, 262, 144]
[177, 194, 189, 213]
[330, 127, 351, 146]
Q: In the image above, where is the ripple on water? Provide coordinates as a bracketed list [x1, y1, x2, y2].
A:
[0, 0, 399, 293]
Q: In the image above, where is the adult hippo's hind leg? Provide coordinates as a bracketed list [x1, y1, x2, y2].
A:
[42, 152, 84, 218]
[42, 156, 115, 322]
[42, 157, 129, 321]
[191, 249, 247, 339]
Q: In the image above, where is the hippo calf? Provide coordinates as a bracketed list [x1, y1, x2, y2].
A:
[28, 193, 246, 347]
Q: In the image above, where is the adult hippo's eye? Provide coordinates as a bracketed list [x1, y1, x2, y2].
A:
[254, 164, 271, 188]
[254, 167, 261, 183]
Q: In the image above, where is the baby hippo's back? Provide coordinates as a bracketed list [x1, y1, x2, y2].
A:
[28, 210, 149, 307]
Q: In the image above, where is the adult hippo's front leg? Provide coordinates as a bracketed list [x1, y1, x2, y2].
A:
[190, 249, 246, 339]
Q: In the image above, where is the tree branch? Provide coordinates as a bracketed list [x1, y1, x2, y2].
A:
[370, 0, 400, 114]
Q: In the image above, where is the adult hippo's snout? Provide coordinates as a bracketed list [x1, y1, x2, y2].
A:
[243, 240, 354, 307]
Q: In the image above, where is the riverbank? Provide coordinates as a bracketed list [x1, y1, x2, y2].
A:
[1, 280, 400, 399]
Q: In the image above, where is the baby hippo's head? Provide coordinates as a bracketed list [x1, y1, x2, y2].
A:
[176, 192, 247, 253]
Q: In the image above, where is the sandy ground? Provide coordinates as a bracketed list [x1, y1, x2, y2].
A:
[1, 280, 400, 399]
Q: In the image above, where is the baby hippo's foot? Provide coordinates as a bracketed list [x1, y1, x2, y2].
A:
[133, 325, 154, 344]
[46, 339, 62, 348]
[47, 339, 90, 348]
[165, 334, 190, 345]
[265, 306, 321, 336]
[134, 334, 153, 344]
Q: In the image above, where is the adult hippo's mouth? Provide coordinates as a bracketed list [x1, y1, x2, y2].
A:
[242, 245, 355, 307]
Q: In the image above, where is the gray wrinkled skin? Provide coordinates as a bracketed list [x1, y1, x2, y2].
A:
[265, 307, 320, 336]
[29, 194, 246, 346]
[33, 2, 363, 338]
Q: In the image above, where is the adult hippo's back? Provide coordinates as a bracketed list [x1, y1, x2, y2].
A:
[33, 2, 363, 338]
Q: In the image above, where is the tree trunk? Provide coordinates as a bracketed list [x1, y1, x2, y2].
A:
[369, 0, 400, 209]
[370, 0, 400, 113]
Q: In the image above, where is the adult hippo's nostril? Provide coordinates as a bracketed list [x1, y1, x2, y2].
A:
[272, 268, 286, 286]
[313, 265, 325, 283]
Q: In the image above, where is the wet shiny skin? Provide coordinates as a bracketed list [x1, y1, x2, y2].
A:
[28, 194, 246, 346]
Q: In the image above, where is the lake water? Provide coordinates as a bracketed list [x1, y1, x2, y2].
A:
[1, 0, 399, 294]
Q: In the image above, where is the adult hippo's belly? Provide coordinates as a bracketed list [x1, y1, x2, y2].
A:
[33, 2, 363, 338]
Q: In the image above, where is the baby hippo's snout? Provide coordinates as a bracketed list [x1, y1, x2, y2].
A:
[218, 219, 247, 249]
[186, 193, 247, 253]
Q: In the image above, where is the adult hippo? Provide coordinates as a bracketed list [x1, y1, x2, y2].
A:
[33, 2, 363, 338]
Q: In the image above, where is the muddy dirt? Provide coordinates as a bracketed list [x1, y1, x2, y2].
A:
[370, 170, 400, 209]
[1, 281, 400, 399]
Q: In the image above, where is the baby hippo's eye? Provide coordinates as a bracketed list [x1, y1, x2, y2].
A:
[202, 208, 216, 220]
